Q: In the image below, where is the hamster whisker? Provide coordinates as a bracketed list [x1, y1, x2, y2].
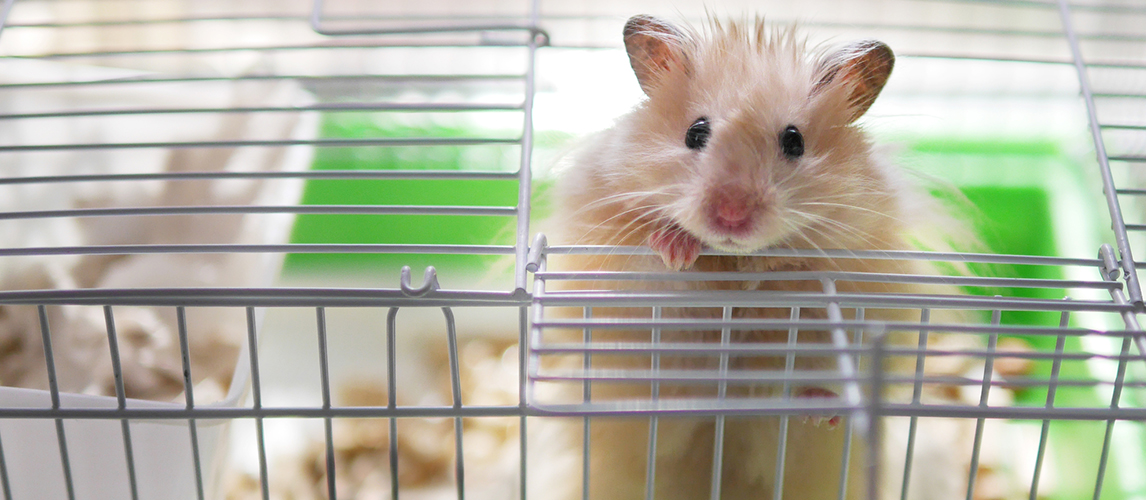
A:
[794, 190, 882, 201]
[571, 189, 673, 217]
[790, 230, 838, 261]
[787, 215, 854, 253]
[815, 220, 882, 251]
[578, 204, 669, 264]
[782, 173, 883, 199]
[780, 219, 853, 270]
[575, 189, 680, 228]
[796, 201, 901, 223]
[772, 160, 810, 188]
[610, 211, 663, 247]
[803, 215, 880, 248]
[574, 201, 665, 242]
[787, 209, 879, 250]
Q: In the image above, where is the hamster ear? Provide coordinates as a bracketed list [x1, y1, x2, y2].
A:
[813, 40, 894, 123]
[623, 15, 688, 95]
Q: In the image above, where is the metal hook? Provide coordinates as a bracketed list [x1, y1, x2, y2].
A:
[526, 233, 549, 273]
[400, 266, 440, 297]
[1099, 244, 1121, 282]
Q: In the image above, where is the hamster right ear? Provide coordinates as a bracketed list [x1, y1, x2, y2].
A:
[623, 15, 688, 95]
[813, 40, 895, 123]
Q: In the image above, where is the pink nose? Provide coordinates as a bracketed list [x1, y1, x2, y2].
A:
[709, 188, 757, 234]
[716, 199, 751, 227]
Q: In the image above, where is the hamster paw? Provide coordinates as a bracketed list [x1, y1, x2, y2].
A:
[796, 387, 841, 429]
[648, 227, 701, 270]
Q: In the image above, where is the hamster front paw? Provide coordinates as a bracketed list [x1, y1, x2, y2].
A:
[648, 226, 702, 271]
[796, 386, 842, 429]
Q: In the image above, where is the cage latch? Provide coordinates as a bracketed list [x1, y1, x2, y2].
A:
[400, 266, 440, 297]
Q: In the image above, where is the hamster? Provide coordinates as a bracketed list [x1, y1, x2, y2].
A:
[532, 15, 980, 500]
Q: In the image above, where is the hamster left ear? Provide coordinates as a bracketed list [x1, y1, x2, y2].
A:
[813, 40, 894, 123]
[623, 15, 688, 96]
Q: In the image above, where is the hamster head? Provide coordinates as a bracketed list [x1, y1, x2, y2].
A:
[583, 16, 901, 270]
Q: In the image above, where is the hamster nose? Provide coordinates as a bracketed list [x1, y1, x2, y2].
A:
[716, 200, 751, 226]
[710, 188, 757, 233]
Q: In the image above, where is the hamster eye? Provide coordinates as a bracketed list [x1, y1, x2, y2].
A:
[780, 125, 804, 159]
[685, 117, 711, 150]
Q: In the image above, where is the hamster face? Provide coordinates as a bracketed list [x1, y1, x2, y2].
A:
[656, 65, 833, 253]
[578, 17, 899, 268]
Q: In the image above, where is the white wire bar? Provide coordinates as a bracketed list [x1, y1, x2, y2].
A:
[1027, 310, 1070, 500]
[175, 307, 207, 500]
[645, 306, 662, 500]
[103, 306, 142, 500]
[898, 309, 929, 500]
[385, 307, 401, 500]
[581, 306, 593, 500]
[245, 307, 272, 500]
[315, 307, 338, 500]
[37, 305, 77, 500]
[0, 428, 10, 500]
[310, 0, 547, 39]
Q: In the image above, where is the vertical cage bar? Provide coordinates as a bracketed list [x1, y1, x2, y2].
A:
[38, 305, 76, 500]
[523, 244, 545, 500]
[38, 306, 64, 410]
[175, 307, 206, 500]
[0, 0, 15, 39]
[1030, 310, 1070, 500]
[527, 252, 547, 408]
[1056, 0, 1143, 304]
[901, 309, 931, 500]
[104, 306, 128, 406]
[582, 306, 593, 500]
[316, 307, 338, 500]
[512, 2, 543, 293]
[774, 306, 800, 500]
[0, 0, 11, 386]
[246, 307, 270, 500]
[645, 306, 663, 500]
[821, 279, 865, 500]
[309, 0, 325, 31]
[441, 307, 466, 500]
[0, 427, 8, 500]
[103, 306, 140, 500]
[866, 331, 887, 500]
[820, 279, 862, 412]
[837, 308, 864, 500]
[965, 308, 1001, 500]
[709, 306, 733, 500]
[1094, 334, 1133, 500]
[386, 307, 401, 500]
[519, 305, 530, 500]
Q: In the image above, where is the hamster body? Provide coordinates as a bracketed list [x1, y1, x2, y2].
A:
[532, 16, 976, 500]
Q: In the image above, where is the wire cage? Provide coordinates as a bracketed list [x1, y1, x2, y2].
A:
[0, 0, 1145, 500]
